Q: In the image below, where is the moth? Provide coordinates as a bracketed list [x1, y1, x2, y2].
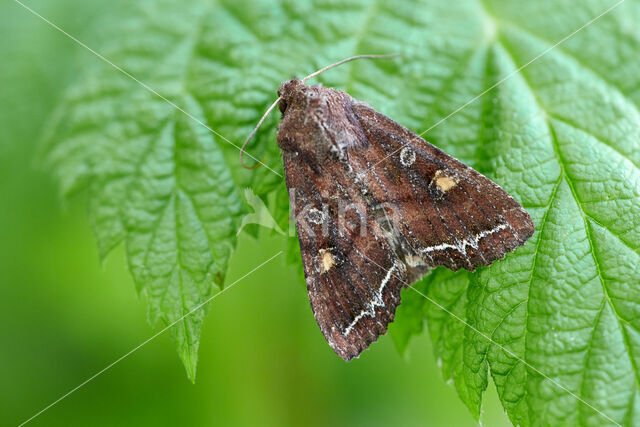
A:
[241, 55, 534, 361]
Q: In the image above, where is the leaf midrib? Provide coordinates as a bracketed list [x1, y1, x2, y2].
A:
[492, 35, 639, 256]
[551, 119, 640, 423]
[496, 35, 640, 418]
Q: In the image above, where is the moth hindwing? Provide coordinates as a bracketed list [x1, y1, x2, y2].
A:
[276, 79, 534, 361]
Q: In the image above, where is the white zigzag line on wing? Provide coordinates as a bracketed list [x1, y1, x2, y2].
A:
[420, 223, 509, 257]
[342, 223, 510, 337]
[343, 262, 398, 337]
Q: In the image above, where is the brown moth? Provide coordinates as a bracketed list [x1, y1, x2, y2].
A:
[243, 56, 534, 361]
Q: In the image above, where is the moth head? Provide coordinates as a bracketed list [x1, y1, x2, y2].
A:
[277, 79, 305, 114]
[241, 55, 398, 170]
[276, 79, 369, 165]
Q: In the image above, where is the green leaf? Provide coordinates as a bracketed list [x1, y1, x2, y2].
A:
[389, 274, 431, 355]
[45, 0, 640, 422]
[44, 1, 250, 381]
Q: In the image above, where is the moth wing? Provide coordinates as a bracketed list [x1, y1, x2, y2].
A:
[282, 150, 409, 361]
[349, 100, 534, 272]
[278, 90, 534, 362]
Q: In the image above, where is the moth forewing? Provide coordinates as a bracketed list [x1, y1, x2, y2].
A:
[275, 76, 533, 360]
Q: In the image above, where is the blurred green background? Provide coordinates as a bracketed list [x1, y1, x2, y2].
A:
[0, 1, 511, 425]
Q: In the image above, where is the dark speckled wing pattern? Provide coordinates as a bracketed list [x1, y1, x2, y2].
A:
[278, 82, 534, 361]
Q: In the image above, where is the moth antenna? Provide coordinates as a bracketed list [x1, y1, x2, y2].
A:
[301, 53, 401, 83]
[240, 96, 282, 169]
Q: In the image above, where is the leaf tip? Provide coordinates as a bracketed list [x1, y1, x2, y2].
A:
[180, 348, 199, 384]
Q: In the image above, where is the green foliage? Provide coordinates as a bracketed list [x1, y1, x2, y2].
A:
[46, 0, 639, 424]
